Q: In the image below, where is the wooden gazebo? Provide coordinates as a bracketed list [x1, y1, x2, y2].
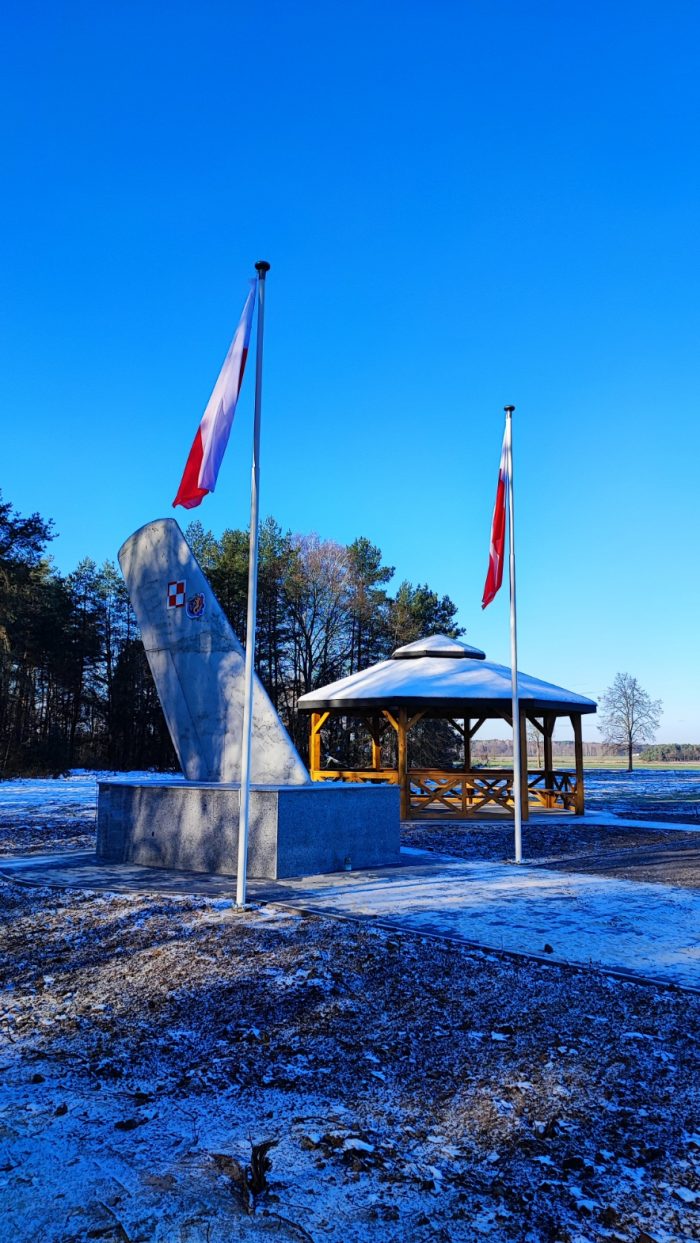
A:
[296, 635, 597, 820]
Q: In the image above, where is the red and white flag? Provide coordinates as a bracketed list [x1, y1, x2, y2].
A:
[173, 281, 257, 509]
[481, 424, 508, 608]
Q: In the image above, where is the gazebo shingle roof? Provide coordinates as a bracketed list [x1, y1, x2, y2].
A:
[297, 634, 596, 717]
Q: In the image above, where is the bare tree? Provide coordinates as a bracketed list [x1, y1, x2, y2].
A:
[598, 672, 662, 771]
[284, 534, 352, 696]
[526, 721, 542, 767]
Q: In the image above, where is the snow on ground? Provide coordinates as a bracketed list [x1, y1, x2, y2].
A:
[584, 770, 700, 823]
[4, 846, 699, 990]
[0, 771, 180, 856]
[1, 768, 698, 861]
[1, 881, 699, 1243]
[1, 772, 699, 1240]
[268, 856, 700, 991]
[404, 819, 700, 870]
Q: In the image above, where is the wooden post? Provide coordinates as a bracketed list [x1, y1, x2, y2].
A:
[543, 714, 554, 806]
[310, 713, 320, 777]
[309, 710, 329, 780]
[467, 717, 485, 808]
[370, 716, 382, 770]
[571, 713, 584, 815]
[397, 708, 409, 820]
[463, 718, 471, 771]
[519, 709, 529, 821]
[543, 714, 554, 776]
[382, 710, 398, 775]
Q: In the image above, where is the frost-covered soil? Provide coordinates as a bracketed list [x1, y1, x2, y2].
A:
[0, 771, 180, 857]
[406, 770, 700, 886]
[0, 773, 97, 855]
[585, 770, 700, 823]
[403, 821, 700, 891]
[1, 881, 699, 1243]
[1, 773, 699, 1240]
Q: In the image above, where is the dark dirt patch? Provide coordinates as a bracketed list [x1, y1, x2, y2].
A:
[0, 812, 95, 856]
[402, 820, 700, 888]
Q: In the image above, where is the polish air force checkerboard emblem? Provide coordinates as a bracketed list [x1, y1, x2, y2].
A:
[167, 580, 186, 608]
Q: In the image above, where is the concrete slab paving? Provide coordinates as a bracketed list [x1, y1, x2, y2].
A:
[2, 844, 699, 991]
[287, 853, 700, 991]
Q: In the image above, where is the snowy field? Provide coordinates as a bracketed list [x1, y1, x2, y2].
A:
[584, 770, 700, 822]
[1, 772, 699, 1241]
[0, 770, 182, 856]
[0, 768, 698, 860]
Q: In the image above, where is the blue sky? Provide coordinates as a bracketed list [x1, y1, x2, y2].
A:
[1, 1, 699, 741]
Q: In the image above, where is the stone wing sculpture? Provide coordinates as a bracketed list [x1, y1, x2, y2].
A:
[118, 518, 310, 786]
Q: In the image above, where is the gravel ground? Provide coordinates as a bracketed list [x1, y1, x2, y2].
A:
[0, 812, 94, 855]
[1, 775, 699, 1240]
[0, 797, 95, 856]
[1, 881, 699, 1243]
[403, 821, 700, 889]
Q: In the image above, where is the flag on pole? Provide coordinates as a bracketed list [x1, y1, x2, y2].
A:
[481, 423, 508, 608]
[173, 281, 257, 509]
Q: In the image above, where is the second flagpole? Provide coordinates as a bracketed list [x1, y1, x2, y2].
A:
[505, 405, 523, 864]
[236, 259, 270, 908]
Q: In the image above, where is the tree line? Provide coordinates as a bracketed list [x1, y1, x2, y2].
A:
[0, 494, 462, 777]
[639, 743, 700, 762]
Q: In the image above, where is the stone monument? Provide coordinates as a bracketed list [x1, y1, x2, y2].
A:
[97, 519, 399, 879]
[117, 518, 309, 786]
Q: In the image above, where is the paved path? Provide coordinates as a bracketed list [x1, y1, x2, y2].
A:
[2, 846, 699, 991]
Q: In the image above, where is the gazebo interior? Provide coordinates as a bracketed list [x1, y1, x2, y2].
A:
[296, 635, 597, 820]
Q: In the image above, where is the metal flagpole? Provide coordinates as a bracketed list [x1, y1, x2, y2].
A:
[505, 405, 523, 864]
[236, 260, 270, 908]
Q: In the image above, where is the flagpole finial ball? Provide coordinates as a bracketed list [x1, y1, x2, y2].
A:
[504, 405, 515, 414]
[255, 260, 271, 278]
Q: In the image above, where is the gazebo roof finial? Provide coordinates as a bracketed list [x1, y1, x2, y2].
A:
[392, 634, 487, 661]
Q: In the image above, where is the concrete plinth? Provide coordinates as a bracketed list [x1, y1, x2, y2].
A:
[97, 780, 400, 880]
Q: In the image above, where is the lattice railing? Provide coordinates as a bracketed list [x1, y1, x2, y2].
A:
[526, 770, 577, 810]
[310, 766, 579, 815]
[311, 769, 399, 784]
[409, 768, 515, 816]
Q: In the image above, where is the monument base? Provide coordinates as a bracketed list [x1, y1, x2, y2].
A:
[97, 779, 400, 879]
